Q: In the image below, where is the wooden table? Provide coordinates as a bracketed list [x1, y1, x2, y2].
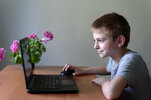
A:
[0, 65, 107, 100]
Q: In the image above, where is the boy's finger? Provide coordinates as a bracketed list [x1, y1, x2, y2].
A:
[65, 64, 71, 71]
[62, 64, 69, 70]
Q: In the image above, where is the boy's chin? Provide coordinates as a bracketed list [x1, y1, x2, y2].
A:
[99, 54, 107, 58]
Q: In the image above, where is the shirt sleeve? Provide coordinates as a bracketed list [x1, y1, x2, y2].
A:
[115, 56, 136, 86]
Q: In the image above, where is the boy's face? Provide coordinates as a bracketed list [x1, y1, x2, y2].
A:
[92, 28, 118, 58]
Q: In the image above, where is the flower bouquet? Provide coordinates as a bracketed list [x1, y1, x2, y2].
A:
[0, 48, 6, 62]
[9, 31, 53, 64]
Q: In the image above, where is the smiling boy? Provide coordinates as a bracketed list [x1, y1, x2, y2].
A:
[63, 12, 151, 100]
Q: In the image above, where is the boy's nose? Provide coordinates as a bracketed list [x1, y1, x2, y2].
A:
[94, 42, 100, 49]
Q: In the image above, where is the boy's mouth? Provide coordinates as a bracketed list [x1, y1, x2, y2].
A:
[98, 50, 104, 54]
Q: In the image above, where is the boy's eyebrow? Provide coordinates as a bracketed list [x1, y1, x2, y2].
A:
[93, 38, 105, 42]
[96, 37, 105, 40]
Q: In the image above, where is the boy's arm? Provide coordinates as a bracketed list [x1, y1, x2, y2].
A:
[101, 76, 127, 99]
[83, 66, 110, 75]
[63, 64, 110, 75]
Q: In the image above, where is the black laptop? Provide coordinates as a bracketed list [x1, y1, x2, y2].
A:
[20, 37, 79, 94]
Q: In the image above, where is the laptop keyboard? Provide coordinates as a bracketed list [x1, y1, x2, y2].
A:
[34, 75, 60, 89]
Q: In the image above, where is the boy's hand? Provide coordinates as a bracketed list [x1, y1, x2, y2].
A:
[62, 64, 85, 76]
[92, 77, 108, 86]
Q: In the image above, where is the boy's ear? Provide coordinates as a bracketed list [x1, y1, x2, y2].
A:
[117, 35, 125, 47]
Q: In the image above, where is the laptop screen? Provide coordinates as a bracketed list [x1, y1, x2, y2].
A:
[20, 37, 33, 88]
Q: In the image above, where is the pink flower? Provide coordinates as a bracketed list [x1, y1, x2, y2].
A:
[43, 31, 54, 43]
[10, 40, 19, 53]
[28, 33, 37, 40]
[0, 48, 6, 62]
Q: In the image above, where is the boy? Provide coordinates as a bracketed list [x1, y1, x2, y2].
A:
[63, 13, 151, 100]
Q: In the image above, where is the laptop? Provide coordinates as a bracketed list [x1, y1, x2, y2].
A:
[20, 37, 79, 94]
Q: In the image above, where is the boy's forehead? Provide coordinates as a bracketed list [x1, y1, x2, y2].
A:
[93, 31, 110, 39]
[91, 27, 109, 35]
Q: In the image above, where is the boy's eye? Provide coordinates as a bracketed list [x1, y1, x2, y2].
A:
[98, 40, 104, 43]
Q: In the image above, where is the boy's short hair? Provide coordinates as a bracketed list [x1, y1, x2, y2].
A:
[91, 12, 130, 48]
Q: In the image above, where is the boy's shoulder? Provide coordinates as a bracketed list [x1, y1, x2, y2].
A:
[108, 50, 144, 66]
[120, 50, 146, 66]
[122, 50, 141, 60]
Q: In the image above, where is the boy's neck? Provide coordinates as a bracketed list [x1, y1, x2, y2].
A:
[111, 48, 129, 66]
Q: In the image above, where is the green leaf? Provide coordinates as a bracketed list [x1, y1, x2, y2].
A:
[10, 37, 48, 64]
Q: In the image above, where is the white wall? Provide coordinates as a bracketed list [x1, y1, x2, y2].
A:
[0, 0, 151, 75]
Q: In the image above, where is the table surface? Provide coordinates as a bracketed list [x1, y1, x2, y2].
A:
[0, 65, 107, 100]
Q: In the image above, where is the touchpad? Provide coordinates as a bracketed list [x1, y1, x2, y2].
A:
[62, 79, 74, 85]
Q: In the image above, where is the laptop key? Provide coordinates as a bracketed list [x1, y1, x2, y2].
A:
[35, 76, 60, 89]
